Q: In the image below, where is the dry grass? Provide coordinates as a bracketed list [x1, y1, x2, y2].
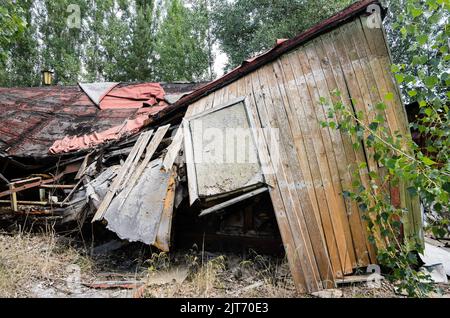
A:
[0, 230, 93, 297]
[2, 232, 443, 298]
[140, 250, 300, 298]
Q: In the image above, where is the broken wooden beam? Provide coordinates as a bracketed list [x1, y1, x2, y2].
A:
[117, 125, 171, 211]
[0, 200, 48, 206]
[39, 184, 76, 189]
[162, 127, 183, 172]
[199, 187, 269, 217]
[0, 174, 64, 199]
[91, 132, 149, 222]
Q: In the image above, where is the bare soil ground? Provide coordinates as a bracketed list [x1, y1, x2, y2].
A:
[0, 231, 448, 298]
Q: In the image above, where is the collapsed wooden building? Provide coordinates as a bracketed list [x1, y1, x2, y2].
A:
[0, 0, 423, 293]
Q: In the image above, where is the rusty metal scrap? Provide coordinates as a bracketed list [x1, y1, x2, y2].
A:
[104, 158, 174, 248]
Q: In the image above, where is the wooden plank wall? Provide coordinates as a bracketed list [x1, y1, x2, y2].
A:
[184, 15, 419, 293]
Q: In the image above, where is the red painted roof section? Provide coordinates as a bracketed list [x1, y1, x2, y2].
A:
[149, 0, 381, 123]
[100, 83, 166, 109]
[0, 82, 204, 158]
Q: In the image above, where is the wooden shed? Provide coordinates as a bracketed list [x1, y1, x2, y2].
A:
[162, 0, 423, 293]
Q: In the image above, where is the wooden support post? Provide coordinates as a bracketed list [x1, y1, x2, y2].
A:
[39, 188, 46, 201]
[10, 184, 17, 212]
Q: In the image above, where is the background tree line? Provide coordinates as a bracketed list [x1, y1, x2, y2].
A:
[0, 0, 446, 100]
[0, 0, 357, 86]
[0, 0, 212, 86]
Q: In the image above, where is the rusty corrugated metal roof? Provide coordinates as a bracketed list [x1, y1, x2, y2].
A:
[0, 82, 206, 158]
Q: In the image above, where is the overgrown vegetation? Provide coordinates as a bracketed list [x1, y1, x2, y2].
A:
[322, 0, 449, 297]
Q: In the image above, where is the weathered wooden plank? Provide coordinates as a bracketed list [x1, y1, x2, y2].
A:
[183, 118, 198, 206]
[119, 130, 154, 192]
[238, 78, 275, 188]
[199, 187, 268, 217]
[273, 56, 347, 278]
[316, 34, 373, 266]
[328, 26, 386, 250]
[162, 127, 184, 172]
[246, 70, 313, 292]
[359, 17, 422, 249]
[92, 133, 147, 222]
[154, 167, 177, 252]
[333, 24, 378, 175]
[10, 184, 17, 212]
[306, 39, 371, 269]
[290, 48, 356, 272]
[320, 31, 378, 263]
[256, 64, 331, 290]
[227, 80, 239, 100]
[302, 42, 359, 272]
[118, 125, 170, 209]
[214, 82, 227, 108]
[273, 52, 352, 276]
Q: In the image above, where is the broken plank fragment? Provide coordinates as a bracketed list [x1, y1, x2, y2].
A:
[92, 132, 148, 222]
[162, 127, 184, 172]
[199, 187, 268, 217]
[117, 124, 170, 210]
[154, 167, 177, 252]
[118, 130, 154, 192]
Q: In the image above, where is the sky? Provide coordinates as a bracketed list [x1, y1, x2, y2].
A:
[213, 44, 228, 78]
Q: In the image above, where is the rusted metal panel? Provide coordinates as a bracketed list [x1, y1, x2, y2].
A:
[103, 158, 173, 247]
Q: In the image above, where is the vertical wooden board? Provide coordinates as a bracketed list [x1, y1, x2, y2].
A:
[236, 77, 245, 97]
[227, 80, 239, 100]
[214, 84, 226, 108]
[341, 23, 377, 123]
[328, 26, 387, 250]
[257, 64, 334, 288]
[303, 42, 360, 271]
[287, 49, 356, 272]
[333, 24, 378, 175]
[271, 60, 322, 232]
[308, 39, 371, 267]
[315, 34, 372, 266]
[336, 22, 394, 250]
[320, 32, 378, 263]
[251, 69, 324, 291]
[348, 21, 383, 115]
[154, 168, 177, 252]
[183, 119, 198, 206]
[353, 20, 399, 137]
[203, 90, 216, 111]
[243, 73, 308, 292]
[266, 61, 336, 283]
[276, 54, 345, 277]
[293, 48, 356, 270]
[358, 16, 408, 137]
[220, 84, 230, 105]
